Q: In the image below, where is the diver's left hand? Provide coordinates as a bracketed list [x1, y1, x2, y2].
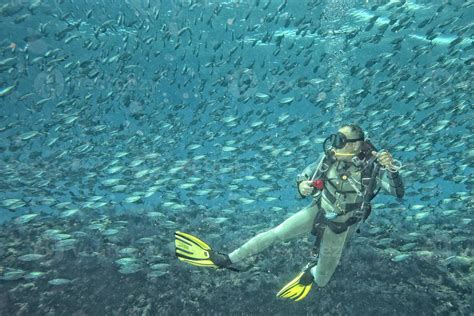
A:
[371, 150, 393, 168]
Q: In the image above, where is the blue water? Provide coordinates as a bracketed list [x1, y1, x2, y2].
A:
[0, 0, 472, 314]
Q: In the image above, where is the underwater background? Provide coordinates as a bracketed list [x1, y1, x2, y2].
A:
[0, 0, 472, 314]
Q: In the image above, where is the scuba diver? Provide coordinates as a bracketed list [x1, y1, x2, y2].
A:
[175, 124, 404, 301]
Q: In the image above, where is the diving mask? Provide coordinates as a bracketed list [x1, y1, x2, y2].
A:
[323, 132, 364, 158]
[326, 132, 364, 149]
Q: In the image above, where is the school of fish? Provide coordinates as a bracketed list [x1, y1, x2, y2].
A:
[0, 0, 472, 314]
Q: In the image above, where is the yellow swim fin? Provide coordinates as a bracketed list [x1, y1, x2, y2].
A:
[276, 264, 315, 302]
[175, 231, 219, 268]
[175, 231, 232, 269]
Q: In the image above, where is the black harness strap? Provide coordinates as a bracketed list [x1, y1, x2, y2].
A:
[310, 157, 382, 254]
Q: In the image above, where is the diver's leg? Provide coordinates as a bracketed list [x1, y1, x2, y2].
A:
[311, 224, 357, 287]
[229, 202, 320, 264]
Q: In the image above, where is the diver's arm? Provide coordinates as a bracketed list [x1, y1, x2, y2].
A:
[296, 161, 318, 198]
[376, 169, 404, 198]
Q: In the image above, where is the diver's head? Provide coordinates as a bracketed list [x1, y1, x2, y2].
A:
[331, 124, 365, 161]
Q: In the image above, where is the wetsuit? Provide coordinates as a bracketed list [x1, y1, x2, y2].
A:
[228, 152, 404, 287]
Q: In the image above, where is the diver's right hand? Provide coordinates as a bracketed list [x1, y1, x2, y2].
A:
[299, 181, 314, 196]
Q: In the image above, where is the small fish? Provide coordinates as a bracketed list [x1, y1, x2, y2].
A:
[18, 131, 40, 140]
[309, 78, 325, 85]
[119, 248, 138, 255]
[136, 237, 154, 244]
[414, 212, 430, 220]
[1, 198, 22, 207]
[125, 195, 141, 203]
[60, 209, 80, 218]
[54, 239, 78, 251]
[208, 217, 228, 224]
[255, 92, 270, 99]
[0, 57, 16, 66]
[118, 264, 142, 274]
[14, 214, 39, 225]
[64, 34, 81, 44]
[48, 278, 72, 286]
[147, 270, 167, 278]
[116, 257, 139, 266]
[2, 269, 25, 281]
[63, 116, 79, 124]
[278, 97, 295, 104]
[101, 178, 122, 186]
[130, 159, 145, 167]
[102, 228, 119, 236]
[238, 197, 256, 204]
[24, 271, 46, 279]
[134, 169, 150, 178]
[222, 146, 238, 152]
[150, 263, 171, 271]
[179, 183, 197, 189]
[111, 185, 127, 192]
[18, 254, 46, 262]
[0, 84, 16, 97]
[392, 254, 410, 262]
[187, 144, 202, 150]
